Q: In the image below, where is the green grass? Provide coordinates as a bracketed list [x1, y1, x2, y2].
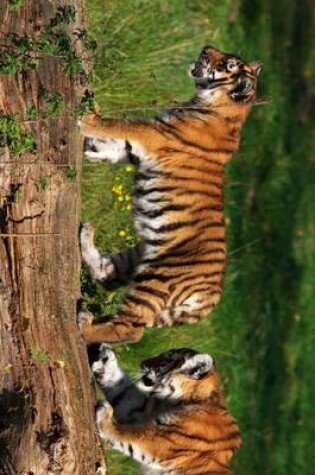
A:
[82, 1, 315, 474]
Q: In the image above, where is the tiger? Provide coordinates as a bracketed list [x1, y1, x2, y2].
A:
[92, 345, 241, 475]
[79, 45, 262, 343]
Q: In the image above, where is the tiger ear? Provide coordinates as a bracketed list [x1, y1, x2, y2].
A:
[250, 61, 263, 77]
[181, 354, 214, 380]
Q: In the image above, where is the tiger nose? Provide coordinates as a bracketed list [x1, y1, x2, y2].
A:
[142, 375, 154, 387]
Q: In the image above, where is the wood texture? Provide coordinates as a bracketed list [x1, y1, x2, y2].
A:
[0, 1, 105, 474]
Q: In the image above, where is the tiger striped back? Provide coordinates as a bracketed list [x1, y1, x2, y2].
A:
[79, 45, 262, 343]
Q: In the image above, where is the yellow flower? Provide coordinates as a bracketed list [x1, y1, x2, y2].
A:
[3, 363, 13, 373]
[55, 360, 66, 369]
[107, 291, 116, 302]
[125, 194, 131, 201]
[112, 184, 123, 195]
[125, 164, 133, 172]
[118, 195, 124, 202]
[118, 230, 127, 238]
[126, 204, 132, 211]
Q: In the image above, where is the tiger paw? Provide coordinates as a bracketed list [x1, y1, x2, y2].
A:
[80, 223, 115, 283]
[96, 400, 114, 440]
[92, 343, 115, 376]
[77, 309, 94, 334]
[83, 137, 129, 163]
[92, 343, 124, 387]
[80, 222, 95, 247]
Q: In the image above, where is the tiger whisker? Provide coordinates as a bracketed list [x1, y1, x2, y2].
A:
[229, 238, 262, 256]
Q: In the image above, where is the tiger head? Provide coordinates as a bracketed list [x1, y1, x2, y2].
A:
[138, 348, 223, 403]
[189, 46, 262, 103]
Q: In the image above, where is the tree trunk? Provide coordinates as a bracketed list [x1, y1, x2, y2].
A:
[0, 1, 106, 474]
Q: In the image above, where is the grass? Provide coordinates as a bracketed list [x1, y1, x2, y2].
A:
[82, 1, 315, 474]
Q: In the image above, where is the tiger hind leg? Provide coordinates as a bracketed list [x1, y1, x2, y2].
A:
[78, 277, 169, 343]
[156, 291, 218, 327]
[78, 309, 146, 343]
[80, 223, 141, 286]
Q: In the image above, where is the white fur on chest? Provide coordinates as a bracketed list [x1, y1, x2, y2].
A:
[132, 157, 168, 256]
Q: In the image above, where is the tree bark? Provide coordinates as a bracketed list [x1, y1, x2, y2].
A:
[0, 1, 106, 474]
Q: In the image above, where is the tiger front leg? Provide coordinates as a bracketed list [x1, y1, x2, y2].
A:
[92, 343, 125, 392]
[80, 223, 114, 283]
[80, 223, 141, 286]
[80, 112, 161, 157]
[92, 344, 147, 423]
[78, 279, 166, 343]
[83, 137, 130, 163]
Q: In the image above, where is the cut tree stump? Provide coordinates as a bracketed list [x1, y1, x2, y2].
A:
[0, 1, 106, 474]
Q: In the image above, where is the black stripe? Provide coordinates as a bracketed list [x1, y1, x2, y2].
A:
[133, 272, 171, 283]
[170, 271, 223, 290]
[158, 127, 234, 157]
[144, 237, 173, 246]
[171, 283, 214, 304]
[178, 163, 224, 182]
[135, 284, 168, 300]
[209, 431, 241, 445]
[114, 309, 141, 320]
[152, 258, 225, 268]
[174, 175, 223, 189]
[163, 234, 198, 252]
[183, 155, 226, 175]
[167, 427, 211, 445]
[133, 185, 177, 197]
[143, 197, 170, 205]
[132, 321, 147, 328]
[111, 319, 131, 327]
[135, 169, 173, 181]
[157, 126, 214, 154]
[158, 146, 226, 169]
[157, 245, 226, 261]
[175, 189, 223, 203]
[145, 219, 203, 234]
[143, 247, 225, 266]
[136, 203, 187, 218]
[208, 147, 235, 154]
[142, 248, 201, 264]
[124, 293, 157, 312]
[157, 145, 183, 154]
[197, 222, 225, 233]
[156, 220, 200, 232]
[168, 273, 214, 290]
[155, 116, 181, 130]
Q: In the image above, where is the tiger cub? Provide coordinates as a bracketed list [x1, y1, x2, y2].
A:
[92, 345, 241, 475]
[79, 45, 262, 343]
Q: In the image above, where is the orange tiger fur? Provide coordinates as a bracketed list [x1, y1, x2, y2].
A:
[79, 46, 262, 343]
[93, 346, 241, 475]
